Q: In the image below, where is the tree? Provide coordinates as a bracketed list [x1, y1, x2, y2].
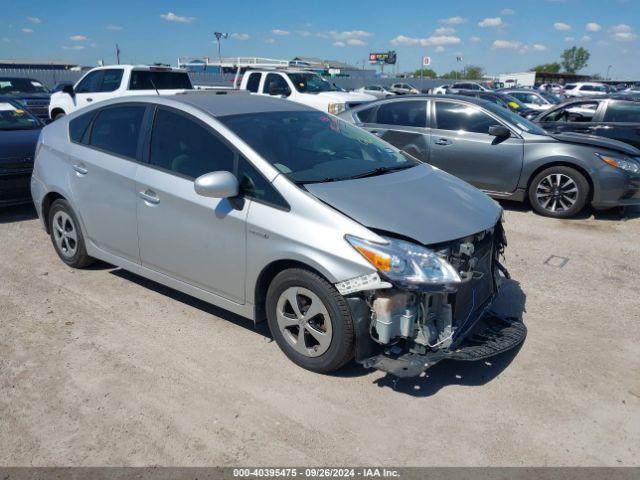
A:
[441, 70, 464, 79]
[413, 68, 437, 78]
[464, 65, 484, 80]
[561, 47, 590, 73]
[530, 62, 561, 73]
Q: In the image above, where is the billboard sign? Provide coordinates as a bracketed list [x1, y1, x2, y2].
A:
[369, 51, 397, 65]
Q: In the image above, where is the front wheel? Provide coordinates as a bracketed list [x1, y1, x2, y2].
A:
[266, 268, 354, 373]
[528, 166, 589, 218]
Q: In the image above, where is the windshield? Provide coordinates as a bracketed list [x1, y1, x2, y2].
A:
[539, 92, 561, 104]
[0, 78, 50, 94]
[0, 101, 41, 130]
[481, 101, 547, 135]
[497, 93, 528, 110]
[219, 111, 420, 184]
[287, 73, 336, 93]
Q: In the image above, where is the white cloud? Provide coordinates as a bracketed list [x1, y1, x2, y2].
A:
[564, 36, 575, 42]
[21, 28, 33, 33]
[27, 16, 41, 24]
[271, 29, 290, 36]
[264, 38, 276, 44]
[439, 16, 466, 26]
[610, 24, 637, 41]
[554, 22, 572, 31]
[346, 38, 366, 46]
[106, 24, 122, 31]
[492, 39, 522, 49]
[532, 43, 547, 51]
[333, 41, 345, 47]
[478, 17, 503, 28]
[581, 35, 591, 42]
[296, 30, 311, 37]
[611, 24, 632, 33]
[435, 46, 445, 53]
[62, 45, 85, 50]
[70, 35, 87, 41]
[328, 30, 371, 41]
[390, 34, 461, 47]
[585, 22, 601, 32]
[1, 37, 10, 43]
[230, 33, 250, 40]
[434, 27, 455, 35]
[501, 8, 515, 15]
[160, 12, 196, 23]
[470, 36, 481, 43]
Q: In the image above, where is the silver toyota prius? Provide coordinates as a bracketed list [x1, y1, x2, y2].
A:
[31, 91, 525, 377]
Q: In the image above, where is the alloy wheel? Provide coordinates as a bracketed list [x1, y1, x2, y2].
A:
[275, 287, 333, 357]
[52, 211, 78, 258]
[535, 173, 578, 213]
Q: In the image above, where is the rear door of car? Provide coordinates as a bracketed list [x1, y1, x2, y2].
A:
[536, 100, 603, 135]
[359, 99, 430, 162]
[135, 105, 248, 303]
[67, 103, 147, 263]
[590, 100, 640, 148]
[429, 99, 524, 193]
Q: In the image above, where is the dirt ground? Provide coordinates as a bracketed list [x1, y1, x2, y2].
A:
[1, 202, 638, 466]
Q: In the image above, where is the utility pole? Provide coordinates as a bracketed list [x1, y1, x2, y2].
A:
[214, 32, 228, 77]
[115, 44, 121, 65]
[606, 65, 612, 80]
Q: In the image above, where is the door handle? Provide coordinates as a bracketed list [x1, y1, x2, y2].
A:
[86, 98, 93, 102]
[369, 129, 384, 137]
[434, 138, 452, 146]
[139, 190, 160, 205]
[72, 164, 88, 175]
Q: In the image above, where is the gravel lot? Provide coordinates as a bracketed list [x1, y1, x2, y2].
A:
[1, 202, 639, 466]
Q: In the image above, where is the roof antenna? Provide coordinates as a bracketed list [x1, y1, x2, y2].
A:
[149, 76, 160, 96]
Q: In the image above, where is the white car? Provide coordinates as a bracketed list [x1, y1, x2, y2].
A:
[447, 82, 493, 93]
[238, 69, 375, 114]
[48, 65, 193, 120]
[431, 84, 450, 95]
[354, 85, 396, 99]
[563, 82, 609, 98]
[538, 83, 563, 94]
[389, 83, 420, 95]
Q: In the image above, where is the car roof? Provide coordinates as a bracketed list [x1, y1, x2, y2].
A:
[96, 91, 315, 117]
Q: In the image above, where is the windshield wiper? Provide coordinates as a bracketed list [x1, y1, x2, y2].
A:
[294, 177, 342, 185]
[346, 165, 414, 180]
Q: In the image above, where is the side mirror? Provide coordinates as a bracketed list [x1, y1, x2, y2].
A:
[489, 125, 511, 138]
[194, 171, 239, 199]
[62, 84, 75, 97]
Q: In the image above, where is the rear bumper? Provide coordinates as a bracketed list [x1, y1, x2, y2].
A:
[361, 314, 526, 378]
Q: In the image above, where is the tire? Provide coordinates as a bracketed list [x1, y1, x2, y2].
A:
[52, 111, 65, 121]
[266, 268, 354, 373]
[528, 166, 589, 218]
[48, 199, 94, 268]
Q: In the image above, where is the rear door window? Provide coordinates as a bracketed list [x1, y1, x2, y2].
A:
[602, 101, 640, 122]
[434, 101, 496, 134]
[89, 105, 146, 159]
[98, 69, 124, 92]
[375, 101, 427, 128]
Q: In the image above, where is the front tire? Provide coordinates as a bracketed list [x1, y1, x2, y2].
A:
[48, 199, 94, 268]
[266, 268, 354, 373]
[528, 166, 589, 218]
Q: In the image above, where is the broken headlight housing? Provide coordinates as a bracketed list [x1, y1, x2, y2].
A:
[346, 235, 461, 292]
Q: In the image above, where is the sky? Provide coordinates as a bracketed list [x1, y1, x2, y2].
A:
[1, 0, 639, 79]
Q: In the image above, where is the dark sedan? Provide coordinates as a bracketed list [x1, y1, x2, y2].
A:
[339, 95, 640, 218]
[0, 77, 52, 122]
[0, 97, 43, 206]
[534, 96, 640, 149]
[454, 90, 538, 118]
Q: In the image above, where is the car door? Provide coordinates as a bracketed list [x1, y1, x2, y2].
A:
[590, 100, 640, 149]
[429, 100, 524, 193]
[68, 104, 147, 263]
[73, 69, 123, 108]
[135, 106, 248, 303]
[361, 99, 430, 162]
[536, 100, 602, 135]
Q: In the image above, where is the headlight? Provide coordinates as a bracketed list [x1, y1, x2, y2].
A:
[327, 103, 346, 115]
[596, 153, 640, 174]
[345, 235, 461, 292]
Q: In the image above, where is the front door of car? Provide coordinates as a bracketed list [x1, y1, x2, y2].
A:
[68, 104, 146, 263]
[361, 100, 430, 162]
[536, 100, 603, 135]
[135, 106, 247, 304]
[429, 100, 524, 193]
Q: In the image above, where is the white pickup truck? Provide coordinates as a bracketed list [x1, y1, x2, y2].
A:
[237, 69, 375, 114]
[48, 65, 193, 120]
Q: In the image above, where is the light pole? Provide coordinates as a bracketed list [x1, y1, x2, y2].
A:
[214, 32, 228, 77]
[606, 65, 612, 80]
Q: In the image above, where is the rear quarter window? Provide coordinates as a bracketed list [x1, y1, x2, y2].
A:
[603, 102, 640, 122]
[69, 110, 97, 144]
[129, 71, 192, 90]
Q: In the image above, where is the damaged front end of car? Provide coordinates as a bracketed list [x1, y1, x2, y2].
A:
[337, 220, 526, 378]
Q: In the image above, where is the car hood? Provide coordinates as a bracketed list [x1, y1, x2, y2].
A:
[0, 128, 41, 162]
[314, 91, 377, 103]
[550, 132, 640, 156]
[7, 92, 51, 101]
[305, 164, 502, 246]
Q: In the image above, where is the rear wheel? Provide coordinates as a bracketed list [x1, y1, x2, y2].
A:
[266, 268, 354, 373]
[528, 166, 589, 218]
[48, 199, 94, 268]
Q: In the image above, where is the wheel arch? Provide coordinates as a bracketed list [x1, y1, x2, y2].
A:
[41, 191, 67, 233]
[253, 259, 333, 323]
[525, 159, 595, 203]
[49, 108, 66, 120]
